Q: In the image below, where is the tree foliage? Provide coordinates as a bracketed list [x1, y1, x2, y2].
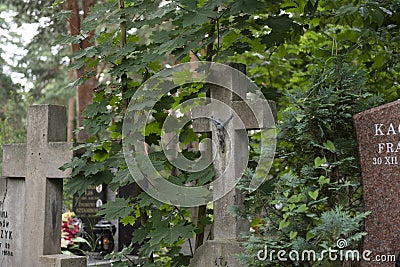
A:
[58, 0, 400, 266]
[237, 59, 382, 266]
[2, 0, 74, 103]
[57, 0, 313, 265]
[0, 4, 29, 171]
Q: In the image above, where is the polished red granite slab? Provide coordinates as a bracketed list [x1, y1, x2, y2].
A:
[354, 100, 400, 266]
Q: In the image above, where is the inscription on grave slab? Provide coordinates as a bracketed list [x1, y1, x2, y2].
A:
[353, 100, 400, 267]
[74, 184, 106, 219]
[0, 178, 25, 266]
[74, 184, 107, 252]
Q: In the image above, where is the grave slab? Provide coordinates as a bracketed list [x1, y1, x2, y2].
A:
[354, 100, 400, 267]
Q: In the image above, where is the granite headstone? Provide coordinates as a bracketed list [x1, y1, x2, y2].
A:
[354, 100, 400, 266]
[73, 183, 107, 252]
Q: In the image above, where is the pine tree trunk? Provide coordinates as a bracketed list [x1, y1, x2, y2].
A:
[67, 97, 75, 142]
[65, 0, 96, 142]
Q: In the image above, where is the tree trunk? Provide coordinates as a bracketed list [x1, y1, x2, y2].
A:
[65, 0, 96, 142]
[65, 0, 80, 141]
[65, 0, 81, 77]
[67, 97, 75, 142]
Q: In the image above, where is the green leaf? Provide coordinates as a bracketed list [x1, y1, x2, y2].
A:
[84, 161, 105, 176]
[149, 221, 194, 246]
[179, 0, 197, 10]
[93, 149, 108, 162]
[323, 140, 336, 152]
[71, 236, 89, 245]
[97, 197, 132, 220]
[262, 15, 294, 47]
[318, 175, 330, 186]
[67, 77, 85, 89]
[60, 157, 85, 175]
[131, 227, 148, 244]
[287, 194, 301, 203]
[295, 114, 305, 122]
[181, 10, 213, 27]
[369, 6, 384, 26]
[276, 45, 287, 58]
[372, 52, 386, 68]
[290, 231, 298, 240]
[336, 5, 358, 16]
[110, 168, 134, 188]
[120, 215, 136, 226]
[296, 203, 308, 212]
[306, 231, 316, 241]
[137, 192, 163, 208]
[278, 219, 290, 230]
[289, 203, 295, 211]
[67, 171, 111, 196]
[82, 101, 108, 118]
[69, 58, 86, 71]
[232, 0, 267, 14]
[308, 189, 319, 200]
[145, 121, 161, 136]
[163, 223, 195, 244]
[379, 6, 392, 16]
[314, 156, 327, 168]
[359, 6, 369, 19]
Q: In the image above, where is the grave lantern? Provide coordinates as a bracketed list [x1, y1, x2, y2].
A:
[93, 220, 116, 254]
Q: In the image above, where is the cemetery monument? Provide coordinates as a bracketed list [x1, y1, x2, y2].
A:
[0, 105, 86, 267]
[354, 100, 400, 267]
[190, 63, 276, 267]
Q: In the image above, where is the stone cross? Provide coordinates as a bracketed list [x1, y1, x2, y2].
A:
[190, 63, 276, 267]
[1, 105, 86, 267]
[354, 100, 400, 267]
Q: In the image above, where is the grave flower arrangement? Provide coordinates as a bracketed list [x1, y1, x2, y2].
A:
[61, 210, 86, 253]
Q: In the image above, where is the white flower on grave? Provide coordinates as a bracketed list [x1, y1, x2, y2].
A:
[61, 232, 70, 248]
[275, 202, 283, 210]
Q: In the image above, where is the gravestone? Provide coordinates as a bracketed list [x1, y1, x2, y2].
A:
[74, 183, 141, 254]
[190, 63, 276, 267]
[0, 105, 86, 267]
[73, 183, 107, 251]
[354, 100, 400, 267]
[74, 184, 107, 223]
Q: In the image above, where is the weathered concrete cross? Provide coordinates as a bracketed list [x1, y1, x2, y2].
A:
[2, 105, 86, 267]
[190, 63, 276, 267]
